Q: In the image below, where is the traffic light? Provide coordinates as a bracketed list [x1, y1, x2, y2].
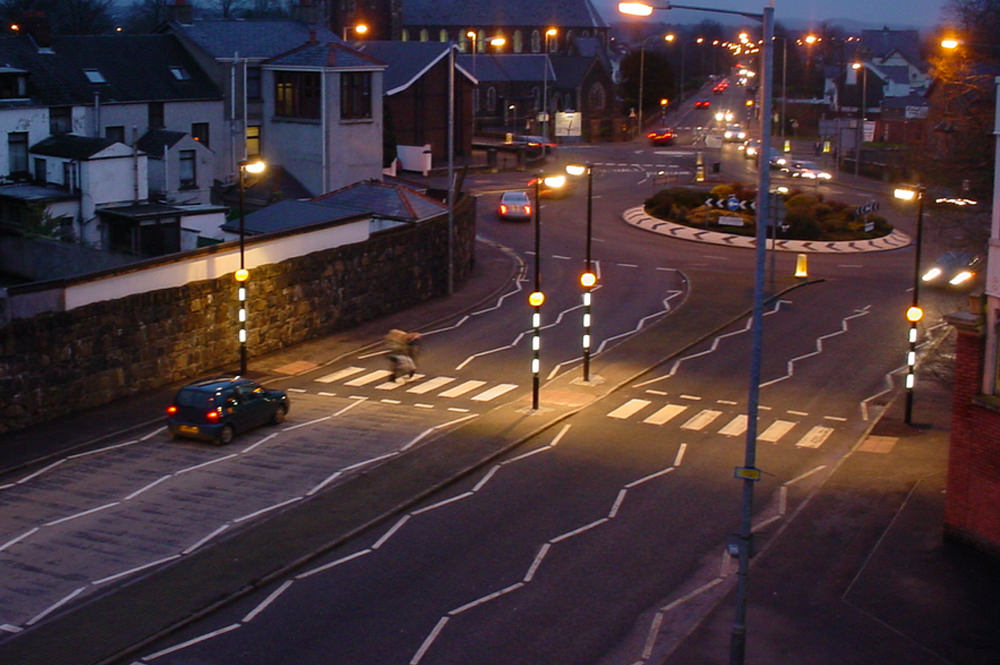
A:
[580, 272, 597, 288]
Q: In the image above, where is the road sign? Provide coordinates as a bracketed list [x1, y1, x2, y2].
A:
[856, 200, 880, 216]
[705, 197, 756, 211]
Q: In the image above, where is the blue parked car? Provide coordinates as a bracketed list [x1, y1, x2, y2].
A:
[166, 376, 289, 444]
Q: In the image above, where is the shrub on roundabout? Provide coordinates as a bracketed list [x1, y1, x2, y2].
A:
[643, 184, 892, 241]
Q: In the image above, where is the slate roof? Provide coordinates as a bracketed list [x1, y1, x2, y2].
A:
[351, 41, 474, 94]
[402, 0, 607, 29]
[312, 180, 447, 222]
[550, 55, 595, 89]
[166, 19, 340, 61]
[266, 41, 385, 69]
[30, 134, 115, 159]
[455, 54, 553, 83]
[861, 28, 923, 68]
[222, 199, 364, 235]
[136, 130, 187, 157]
[0, 34, 220, 107]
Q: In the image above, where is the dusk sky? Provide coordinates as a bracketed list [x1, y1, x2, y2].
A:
[598, 0, 953, 30]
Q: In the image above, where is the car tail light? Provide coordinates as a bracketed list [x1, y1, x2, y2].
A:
[524, 205, 532, 215]
[500, 204, 508, 215]
[206, 409, 221, 421]
[647, 132, 656, 139]
[166, 405, 177, 415]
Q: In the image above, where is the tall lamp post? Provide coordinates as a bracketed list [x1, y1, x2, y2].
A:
[621, 3, 773, 664]
[566, 162, 596, 381]
[542, 28, 557, 138]
[342, 22, 367, 40]
[852, 61, 867, 176]
[236, 158, 266, 376]
[468, 31, 478, 132]
[636, 33, 671, 136]
[894, 184, 926, 425]
[529, 173, 545, 410]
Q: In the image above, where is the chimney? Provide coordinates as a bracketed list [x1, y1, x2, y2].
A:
[20, 10, 51, 48]
[308, 29, 317, 44]
[167, 0, 194, 24]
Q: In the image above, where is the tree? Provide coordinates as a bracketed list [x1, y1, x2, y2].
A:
[619, 47, 675, 119]
[0, 0, 115, 34]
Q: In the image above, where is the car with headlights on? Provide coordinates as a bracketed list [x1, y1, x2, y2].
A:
[922, 251, 982, 289]
[723, 124, 746, 142]
[167, 376, 289, 445]
[785, 159, 832, 180]
[647, 127, 676, 146]
[497, 190, 533, 220]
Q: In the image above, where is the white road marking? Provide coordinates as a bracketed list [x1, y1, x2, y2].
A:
[315, 366, 365, 383]
[608, 399, 651, 419]
[759, 419, 796, 443]
[681, 409, 722, 431]
[438, 380, 487, 398]
[471, 383, 518, 402]
[795, 425, 835, 448]
[642, 404, 687, 425]
[718, 414, 748, 437]
[407, 376, 456, 394]
[345, 370, 393, 386]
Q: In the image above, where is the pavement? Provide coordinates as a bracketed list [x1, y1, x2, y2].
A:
[1, 155, 998, 665]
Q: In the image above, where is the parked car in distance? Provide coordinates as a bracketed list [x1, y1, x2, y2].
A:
[498, 190, 533, 220]
[723, 124, 746, 142]
[166, 376, 289, 445]
[922, 251, 982, 288]
[647, 127, 676, 146]
[784, 159, 832, 180]
[695, 99, 710, 109]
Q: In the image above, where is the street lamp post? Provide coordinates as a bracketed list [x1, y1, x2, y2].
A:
[894, 184, 926, 425]
[621, 4, 773, 664]
[852, 62, 867, 176]
[529, 173, 545, 410]
[542, 28, 557, 138]
[342, 23, 367, 40]
[236, 158, 266, 376]
[468, 31, 478, 132]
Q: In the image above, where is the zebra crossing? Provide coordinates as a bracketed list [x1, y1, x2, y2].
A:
[313, 366, 519, 403]
[605, 397, 837, 449]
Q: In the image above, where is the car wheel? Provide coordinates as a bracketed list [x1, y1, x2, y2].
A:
[217, 424, 235, 445]
[271, 405, 287, 425]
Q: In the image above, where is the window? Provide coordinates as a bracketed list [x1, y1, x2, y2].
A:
[246, 66, 262, 101]
[246, 125, 261, 157]
[440, 29, 448, 42]
[486, 86, 497, 112]
[105, 126, 125, 144]
[33, 158, 45, 183]
[169, 66, 190, 81]
[274, 71, 320, 119]
[191, 122, 209, 148]
[63, 161, 78, 192]
[401, 29, 409, 41]
[531, 30, 541, 52]
[514, 30, 523, 53]
[82, 68, 106, 83]
[8, 132, 28, 174]
[49, 106, 72, 135]
[148, 102, 164, 129]
[341, 71, 372, 120]
[419, 29, 428, 41]
[588, 82, 606, 111]
[179, 150, 196, 188]
[0, 72, 27, 98]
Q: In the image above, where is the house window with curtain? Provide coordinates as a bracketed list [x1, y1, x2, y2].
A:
[341, 71, 372, 120]
[179, 150, 196, 188]
[191, 122, 209, 148]
[246, 66, 262, 101]
[50, 106, 72, 134]
[246, 125, 261, 157]
[274, 71, 321, 119]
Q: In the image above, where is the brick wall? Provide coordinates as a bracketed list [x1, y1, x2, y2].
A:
[0, 196, 476, 434]
[945, 312, 1000, 556]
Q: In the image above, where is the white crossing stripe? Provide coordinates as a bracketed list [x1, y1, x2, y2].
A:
[608, 399, 651, 419]
[438, 380, 487, 398]
[345, 370, 393, 386]
[376, 374, 425, 390]
[681, 409, 722, 431]
[471, 384, 518, 402]
[316, 367, 365, 384]
[642, 404, 688, 425]
[407, 376, 456, 394]
[758, 419, 796, 443]
[718, 414, 747, 437]
[795, 425, 834, 448]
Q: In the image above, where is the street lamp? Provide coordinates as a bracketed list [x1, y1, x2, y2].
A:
[636, 33, 673, 137]
[894, 184, 926, 425]
[343, 23, 367, 40]
[236, 158, 266, 376]
[566, 162, 596, 381]
[620, 3, 774, 664]
[852, 62, 867, 176]
[542, 28, 557, 138]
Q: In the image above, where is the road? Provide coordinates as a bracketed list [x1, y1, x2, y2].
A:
[0, 78, 974, 665]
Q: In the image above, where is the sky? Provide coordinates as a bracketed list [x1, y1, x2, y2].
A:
[597, 0, 953, 31]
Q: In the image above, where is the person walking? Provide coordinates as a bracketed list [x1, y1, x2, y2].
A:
[385, 329, 420, 382]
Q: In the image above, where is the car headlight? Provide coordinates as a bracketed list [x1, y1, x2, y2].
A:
[950, 271, 974, 286]
[922, 267, 942, 281]
[738, 132, 746, 139]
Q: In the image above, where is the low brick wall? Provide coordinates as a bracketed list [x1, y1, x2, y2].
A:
[0, 196, 476, 434]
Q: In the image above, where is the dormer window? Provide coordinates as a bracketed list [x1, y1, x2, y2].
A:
[169, 66, 190, 81]
[83, 68, 106, 83]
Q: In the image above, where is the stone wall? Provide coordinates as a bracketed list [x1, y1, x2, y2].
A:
[0, 196, 476, 434]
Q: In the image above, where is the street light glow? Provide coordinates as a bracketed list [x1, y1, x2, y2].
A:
[894, 187, 917, 201]
[243, 159, 266, 175]
[941, 38, 960, 49]
[618, 1, 654, 16]
[565, 164, 587, 176]
[490, 36, 506, 47]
